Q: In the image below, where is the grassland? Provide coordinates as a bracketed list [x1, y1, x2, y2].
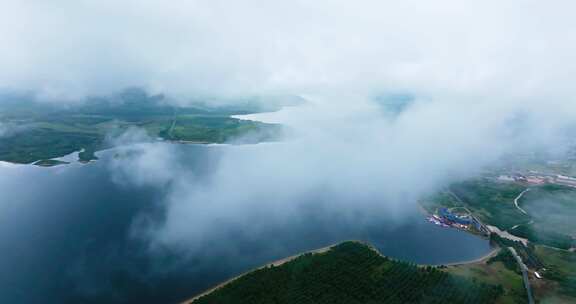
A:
[445, 248, 527, 304]
[533, 246, 576, 303]
[513, 184, 576, 250]
[161, 115, 281, 144]
[449, 179, 529, 231]
[426, 179, 575, 250]
[0, 89, 283, 164]
[0, 126, 103, 163]
[421, 179, 530, 232]
[190, 242, 505, 304]
[420, 191, 463, 213]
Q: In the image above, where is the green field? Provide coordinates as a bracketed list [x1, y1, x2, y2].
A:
[191, 242, 504, 304]
[420, 191, 463, 213]
[449, 179, 529, 231]
[446, 249, 527, 304]
[0, 89, 283, 164]
[533, 246, 576, 302]
[512, 184, 576, 250]
[161, 115, 281, 144]
[426, 179, 576, 250]
[421, 179, 529, 231]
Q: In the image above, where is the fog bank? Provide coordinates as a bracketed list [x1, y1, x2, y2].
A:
[3, 0, 576, 257]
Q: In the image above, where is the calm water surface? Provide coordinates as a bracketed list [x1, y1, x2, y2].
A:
[0, 145, 491, 304]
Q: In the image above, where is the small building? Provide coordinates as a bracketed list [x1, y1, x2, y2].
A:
[498, 175, 516, 182]
[438, 208, 472, 225]
[557, 175, 576, 181]
[534, 271, 542, 279]
[555, 175, 576, 187]
[526, 176, 545, 185]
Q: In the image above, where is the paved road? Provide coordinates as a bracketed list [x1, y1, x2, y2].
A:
[167, 115, 177, 138]
[513, 189, 531, 215]
[509, 247, 535, 304]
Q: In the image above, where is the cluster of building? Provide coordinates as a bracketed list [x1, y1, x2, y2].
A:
[498, 172, 576, 188]
[428, 208, 484, 232]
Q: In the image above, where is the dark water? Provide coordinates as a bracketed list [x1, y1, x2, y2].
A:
[0, 145, 491, 304]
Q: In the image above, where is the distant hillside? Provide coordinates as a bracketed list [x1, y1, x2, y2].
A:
[0, 89, 285, 164]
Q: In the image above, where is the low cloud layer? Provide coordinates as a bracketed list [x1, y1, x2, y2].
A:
[3, 1, 576, 256]
[0, 122, 31, 138]
[2, 1, 576, 105]
[109, 94, 576, 255]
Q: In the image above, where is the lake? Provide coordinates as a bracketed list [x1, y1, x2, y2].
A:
[0, 144, 492, 304]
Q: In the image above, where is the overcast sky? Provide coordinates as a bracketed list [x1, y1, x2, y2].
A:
[2, 0, 576, 255]
[1, 0, 575, 104]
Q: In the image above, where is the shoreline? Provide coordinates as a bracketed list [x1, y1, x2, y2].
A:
[180, 242, 340, 304]
[0, 139, 267, 168]
[0, 141, 215, 168]
[182, 204, 498, 303]
[442, 247, 500, 266]
[180, 239, 497, 304]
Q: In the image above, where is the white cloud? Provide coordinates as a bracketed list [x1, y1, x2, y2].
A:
[0, 0, 575, 107]
[3, 0, 576, 254]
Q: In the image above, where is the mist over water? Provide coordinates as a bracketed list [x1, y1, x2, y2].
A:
[0, 145, 490, 304]
[2, 1, 576, 303]
[1, 95, 574, 303]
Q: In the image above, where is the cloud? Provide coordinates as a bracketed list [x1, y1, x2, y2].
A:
[0, 122, 10, 138]
[1, 0, 575, 106]
[0, 121, 32, 138]
[116, 93, 575, 255]
[3, 0, 576, 256]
